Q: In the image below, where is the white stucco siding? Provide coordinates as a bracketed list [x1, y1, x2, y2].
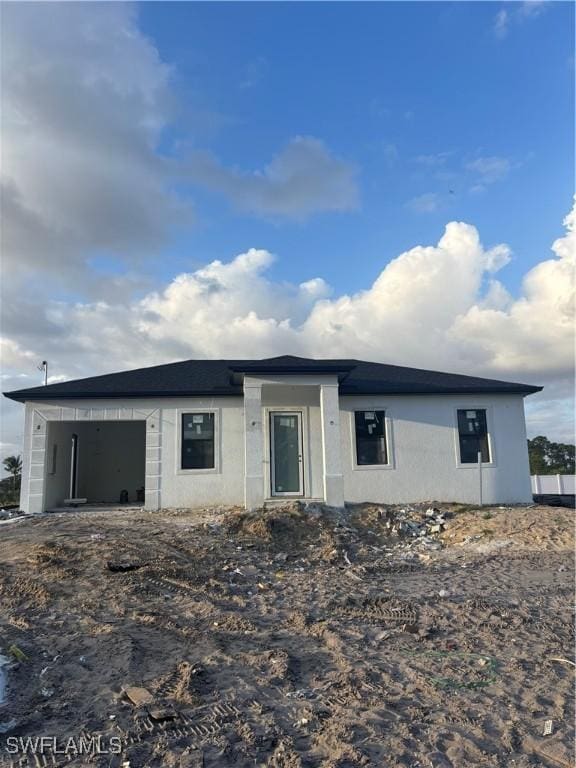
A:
[19, 403, 33, 512]
[18, 387, 533, 512]
[160, 398, 245, 508]
[44, 421, 75, 509]
[20, 396, 247, 512]
[243, 374, 342, 507]
[339, 394, 532, 504]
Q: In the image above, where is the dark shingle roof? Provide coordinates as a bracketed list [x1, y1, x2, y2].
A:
[3, 355, 542, 401]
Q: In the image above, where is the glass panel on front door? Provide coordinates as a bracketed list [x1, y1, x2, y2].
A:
[271, 413, 302, 495]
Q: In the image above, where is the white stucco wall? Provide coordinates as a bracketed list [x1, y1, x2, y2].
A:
[19, 397, 246, 512]
[44, 421, 75, 509]
[17, 389, 533, 512]
[22, 400, 162, 513]
[339, 393, 532, 504]
[159, 398, 245, 507]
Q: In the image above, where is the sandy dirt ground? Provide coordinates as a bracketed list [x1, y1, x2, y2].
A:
[0, 502, 574, 768]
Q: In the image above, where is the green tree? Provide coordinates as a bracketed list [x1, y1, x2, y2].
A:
[527, 437, 575, 475]
[548, 441, 575, 474]
[2, 454, 22, 494]
[528, 436, 550, 474]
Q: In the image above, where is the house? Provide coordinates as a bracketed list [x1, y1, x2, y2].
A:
[4, 356, 542, 513]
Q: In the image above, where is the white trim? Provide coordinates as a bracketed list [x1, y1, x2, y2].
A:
[262, 405, 311, 501]
[269, 410, 305, 497]
[69, 432, 79, 498]
[452, 405, 497, 469]
[25, 406, 157, 513]
[350, 407, 395, 471]
[244, 373, 338, 387]
[175, 408, 220, 475]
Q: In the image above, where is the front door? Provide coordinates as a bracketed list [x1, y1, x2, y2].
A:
[270, 412, 304, 496]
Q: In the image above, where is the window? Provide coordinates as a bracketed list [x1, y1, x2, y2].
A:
[457, 409, 490, 463]
[181, 413, 215, 469]
[354, 410, 387, 465]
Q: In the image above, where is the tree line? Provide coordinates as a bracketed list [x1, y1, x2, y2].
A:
[527, 437, 575, 476]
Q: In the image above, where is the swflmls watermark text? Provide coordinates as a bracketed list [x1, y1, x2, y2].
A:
[3, 734, 122, 756]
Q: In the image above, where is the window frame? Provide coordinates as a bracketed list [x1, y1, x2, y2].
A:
[176, 408, 220, 475]
[350, 408, 395, 471]
[269, 410, 305, 498]
[263, 406, 312, 501]
[453, 405, 496, 468]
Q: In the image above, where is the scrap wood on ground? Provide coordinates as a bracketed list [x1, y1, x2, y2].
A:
[0, 502, 573, 768]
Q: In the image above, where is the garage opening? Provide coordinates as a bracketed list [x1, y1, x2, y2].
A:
[44, 421, 146, 509]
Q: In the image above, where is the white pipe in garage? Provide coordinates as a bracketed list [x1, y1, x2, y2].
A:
[70, 433, 79, 499]
[478, 451, 483, 506]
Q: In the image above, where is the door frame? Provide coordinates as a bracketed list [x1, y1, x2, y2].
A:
[269, 410, 304, 497]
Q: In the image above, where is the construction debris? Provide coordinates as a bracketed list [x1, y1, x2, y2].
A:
[8, 644, 27, 662]
[149, 706, 177, 721]
[549, 657, 576, 668]
[375, 505, 446, 538]
[123, 686, 154, 706]
[0, 501, 572, 768]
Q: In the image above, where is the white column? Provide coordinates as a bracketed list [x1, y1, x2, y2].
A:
[320, 383, 344, 507]
[27, 407, 48, 514]
[244, 379, 264, 510]
[144, 410, 162, 511]
[18, 403, 33, 513]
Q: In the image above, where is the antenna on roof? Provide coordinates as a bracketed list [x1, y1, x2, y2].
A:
[37, 360, 48, 386]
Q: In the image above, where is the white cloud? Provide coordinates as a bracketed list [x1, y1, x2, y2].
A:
[0, 1, 571, 460]
[494, 9, 509, 38]
[409, 152, 514, 195]
[407, 192, 441, 213]
[186, 137, 359, 219]
[2, 2, 184, 288]
[3, 203, 574, 453]
[413, 152, 454, 168]
[1, 2, 357, 301]
[465, 156, 511, 184]
[449, 203, 574, 379]
[519, 1, 547, 19]
[525, 390, 574, 443]
[494, 1, 547, 38]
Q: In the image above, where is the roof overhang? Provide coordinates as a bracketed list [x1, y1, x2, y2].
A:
[228, 363, 356, 386]
[3, 387, 243, 403]
[3, 382, 543, 403]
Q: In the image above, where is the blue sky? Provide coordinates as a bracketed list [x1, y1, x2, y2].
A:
[1, 0, 574, 457]
[136, 0, 574, 294]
